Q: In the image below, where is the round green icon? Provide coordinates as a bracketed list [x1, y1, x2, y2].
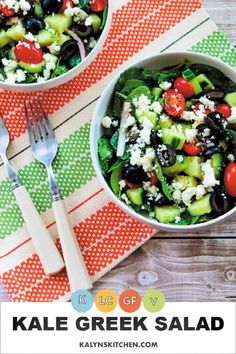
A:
[142, 289, 165, 313]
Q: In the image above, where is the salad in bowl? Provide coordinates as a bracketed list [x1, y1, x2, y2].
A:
[93, 53, 236, 229]
[0, 0, 110, 89]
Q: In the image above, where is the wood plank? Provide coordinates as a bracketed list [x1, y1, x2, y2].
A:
[92, 239, 236, 301]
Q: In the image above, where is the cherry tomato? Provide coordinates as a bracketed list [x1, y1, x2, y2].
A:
[224, 162, 236, 197]
[0, 4, 15, 16]
[150, 171, 158, 186]
[173, 77, 194, 98]
[61, 0, 73, 12]
[90, 0, 107, 12]
[14, 40, 43, 65]
[125, 180, 142, 189]
[193, 102, 212, 116]
[163, 89, 186, 117]
[216, 103, 232, 119]
[183, 143, 202, 156]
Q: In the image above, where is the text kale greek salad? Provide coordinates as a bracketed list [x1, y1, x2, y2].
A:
[98, 63, 236, 225]
[0, 0, 108, 84]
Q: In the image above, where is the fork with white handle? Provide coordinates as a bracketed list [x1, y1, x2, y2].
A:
[24, 98, 92, 292]
[0, 116, 64, 275]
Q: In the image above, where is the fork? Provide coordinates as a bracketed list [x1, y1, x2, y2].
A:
[24, 98, 92, 292]
[0, 116, 64, 275]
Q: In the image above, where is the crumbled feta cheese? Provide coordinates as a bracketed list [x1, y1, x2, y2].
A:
[196, 185, 206, 200]
[132, 94, 151, 112]
[121, 193, 131, 205]
[201, 160, 220, 189]
[119, 180, 126, 190]
[175, 216, 181, 224]
[173, 189, 182, 204]
[37, 76, 45, 83]
[18, 0, 31, 14]
[2, 58, 17, 72]
[112, 120, 119, 128]
[24, 32, 35, 42]
[159, 113, 168, 122]
[228, 107, 236, 124]
[181, 187, 197, 207]
[199, 96, 215, 112]
[64, 4, 74, 16]
[88, 37, 97, 49]
[73, 8, 88, 22]
[139, 118, 152, 144]
[140, 148, 155, 172]
[159, 81, 172, 91]
[120, 115, 136, 130]
[185, 128, 198, 142]
[16, 69, 26, 82]
[227, 154, 235, 162]
[101, 116, 112, 129]
[150, 101, 162, 114]
[130, 147, 142, 166]
[181, 110, 198, 121]
[48, 43, 60, 55]
[5, 72, 17, 84]
[85, 16, 93, 26]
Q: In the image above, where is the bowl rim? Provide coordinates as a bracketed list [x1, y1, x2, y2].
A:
[0, 0, 112, 90]
[90, 51, 236, 231]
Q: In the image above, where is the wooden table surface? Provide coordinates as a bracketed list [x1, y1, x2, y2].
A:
[0, 0, 236, 303]
[92, 0, 236, 302]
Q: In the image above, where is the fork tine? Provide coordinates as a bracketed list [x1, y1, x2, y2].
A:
[28, 100, 41, 143]
[37, 98, 55, 139]
[33, 98, 48, 142]
[24, 101, 37, 146]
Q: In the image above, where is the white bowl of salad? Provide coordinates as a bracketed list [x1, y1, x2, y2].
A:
[90, 52, 236, 231]
[0, 0, 111, 91]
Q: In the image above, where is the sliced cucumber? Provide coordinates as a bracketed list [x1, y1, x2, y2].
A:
[90, 14, 102, 33]
[36, 29, 57, 46]
[187, 194, 212, 217]
[182, 68, 195, 81]
[19, 61, 45, 73]
[162, 126, 186, 150]
[0, 29, 11, 48]
[154, 205, 184, 224]
[110, 162, 126, 197]
[158, 114, 173, 129]
[184, 156, 203, 179]
[211, 153, 223, 179]
[45, 14, 72, 34]
[34, 1, 43, 17]
[135, 108, 158, 127]
[190, 77, 203, 95]
[173, 175, 198, 189]
[126, 188, 143, 206]
[224, 92, 236, 107]
[7, 21, 26, 41]
[196, 74, 214, 91]
[163, 155, 187, 176]
[56, 33, 70, 45]
[152, 87, 163, 98]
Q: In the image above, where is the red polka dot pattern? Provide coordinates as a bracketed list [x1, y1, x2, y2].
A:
[0, 0, 201, 141]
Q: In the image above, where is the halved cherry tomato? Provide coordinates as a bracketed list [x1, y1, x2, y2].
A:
[0, 4, 15, 16]
[224, 162, 236, 197]
[150, 171, 158, 186]
[183, 143, 202, 156]
[173, 77, 194, 98]
[90, 0, 107, 12]
[163, 89, 186, 117]
[14, 40, 43, 65]
[61, 0, 73, 13]
[125, 180, 142, 189]
[216, 103, 232, 119]
[193, 102, 212, 116]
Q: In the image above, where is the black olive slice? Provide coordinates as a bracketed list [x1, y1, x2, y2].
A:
[203, 146, 222, 159]
[210, 192, 230, 216]
[60, 39, 78, 62]
[155, 144, 176, 167]
[41, 0, 63, 14]
[73, 23, 93, 38]
[150, 131, 162, 147]
[206, 89, 225, 101]
[207, 112, 227, 132]
[122, 165, 148, 184]
[24, 17, 45, 34]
